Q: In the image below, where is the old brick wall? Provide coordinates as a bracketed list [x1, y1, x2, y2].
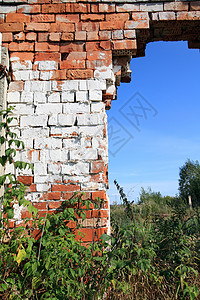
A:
[0, 0, 199, 241]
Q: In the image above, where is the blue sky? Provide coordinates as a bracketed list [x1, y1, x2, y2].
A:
[107, 41, 200, 204]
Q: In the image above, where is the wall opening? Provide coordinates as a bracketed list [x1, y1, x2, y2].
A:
[108, 40, 200, 204]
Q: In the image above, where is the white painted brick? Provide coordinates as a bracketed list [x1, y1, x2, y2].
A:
[63, 175, 90, 183]
[30, 70, 40, 80]
[77, 113, 104, 126]
[40, 71, 53, 81]
[112, 30, 123, 40]
[60, 149, 69, 162]
[76, 91, 88, 102]
[79, 80, 88, 91]
[11, 60, 32, 71]
[48, 163, 61, 175]
[37, 61, 58, 71]
[25, 81, 51, 92]
[80, 137, 92, 148]
[7, 91, 20, 103]
[34, 175, 49, 184]
[35, 137, 62, 149]
[58, 114, 76, 126]
[0, 6, 16, 13]
[63, 138, 80, 150]
[23, 138, 34, 149]
[12, 104, 34, 115]
[49, 149, 62, 162]
[81, 182, 104, 191]
[34, 92, 46, 104]
[79, 125, 104, 137]
[21, 91, 34, 103]
[89, 90, 102, 101]
[36, 103, 62, 114]
[48, 93, 60, 103]
[21, 128, 49, 138]
[61, 80, 79, 91]
[88, 79, 106, 90]
[63, 103, 90, 114]
[48, 114, 58, 126]
[61, 91, 74, 102]
[70, 149, 98, 160]
[13, 70, 31, 81]
[140, 3, 163, 12]
[91, 102, 105, 113]
[36, 183, 50, 192]
[116, 3, 139, 12]
[94, 68, 113, 80]
[34, 162, 47, 175]
[21, 115, 48, 127]
[62, 162, 89, 175]
[50, 127, 79, 138]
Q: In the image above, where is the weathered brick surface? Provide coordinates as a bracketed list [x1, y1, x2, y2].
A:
[1, 0, 199, 241]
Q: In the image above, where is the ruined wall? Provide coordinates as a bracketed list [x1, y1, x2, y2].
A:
[0, 0, 199, 241]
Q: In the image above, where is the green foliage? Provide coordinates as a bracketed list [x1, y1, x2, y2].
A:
[179, 159, 200, 207]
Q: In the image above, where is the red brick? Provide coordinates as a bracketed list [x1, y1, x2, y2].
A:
[100, 21, 125, 30]
[6, 13, 30, 23]
[85, 42, 100, 51]
[106, 13, 129, 22]
[38, 32, 49, 42]
[18, 175, 33, 185]
[33, 202, 47, 210]
[81, 14, 104, 21]
[17, 5, 40, 14]
[71, 3, 89, 13]
[91, 161, 104, 173]
[42, 4, 66, 13]
[21, 211, 31, 219]
[92, 191, 106, 200]
[35, 42, 59, 52]
[49, 201, 62, 209]
[32, 229, 42, 240]
[94, 228, 108, 241]
[113, 39, 137, 50]
[125, 20, 149, 29]
[76, 22, 99, 32]
[62, 192, 74, 200]
[61, 32, 74, 41]
[52, 184, 80, 192]
[67, 52, 86, 60]
[26, 184, 37, 192]
[75, 192, 91, 201]
[60, 42, 84, 53]
[37, 211, 48, 218]
[2, 32, 13, 42]
[26, 32, 37, 41]
[132, 12, 149, 21]
[49, 32, 61, 42]
[164, 2, 188, 11]
[66, 69, 93, 80]
[47, 192, 61, 200]
[13, 32, 25, 41]
[93, 210, 109, 218]
[99, 3, 115, 13]
[0, 23, 24, 32]
[9, 42, 34, 52]
[51, 70, 66, 80]
[60, 60, 85, 69]
[87, 31, 99, 41]
[10, 52, 34, 61]
[177, 12, 200, 20]
[56, 14, 79, 23]
[35, 52, 61, 61]
[75, 228, 93, 242]
[99, 30, 111, 40]
[50, 22, 74, 32]
[99, 41, 112, 50]
[8, 81, 24, 92]
[91, 4, 99, 13]
[32, 14, 55, 23]
[75, 31, 87, 41]
[26, 23, 50, 31]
